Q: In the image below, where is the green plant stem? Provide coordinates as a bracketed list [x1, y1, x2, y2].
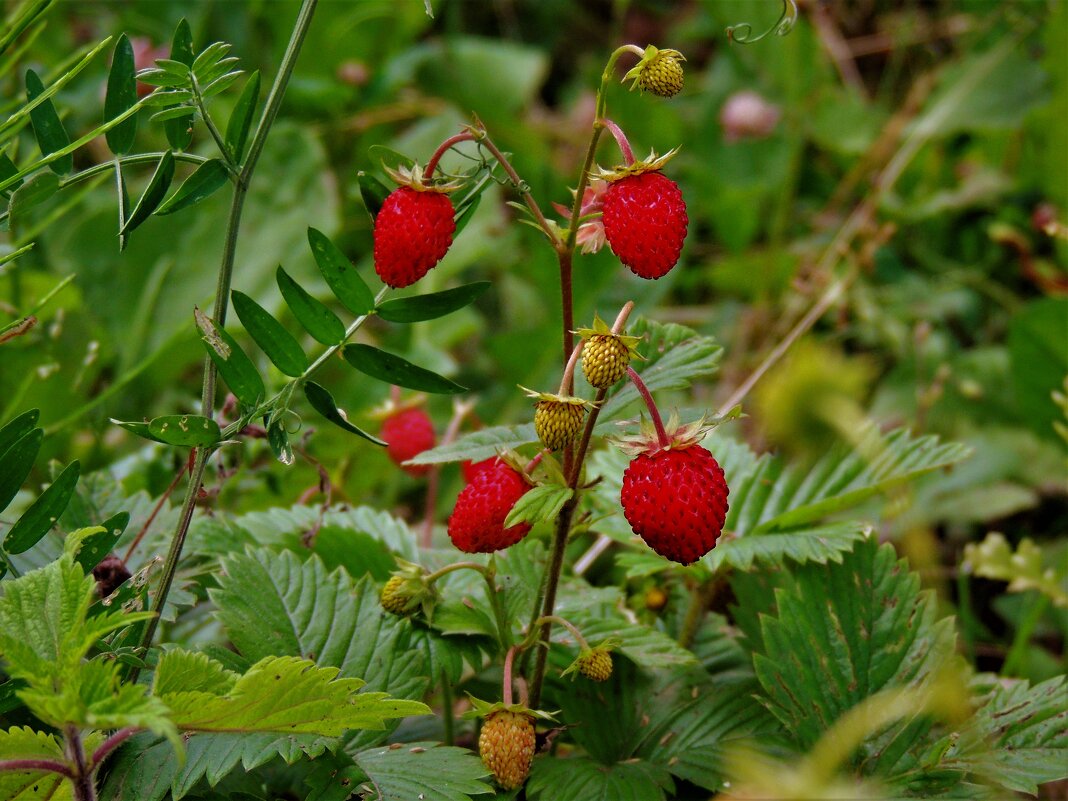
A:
[58, 153, 211, 191]
[472, 129, 558, 248]
[1001, 593, 1050, 677]
[678, 577, 717, 649]
[532, 615, 589, 650]
[133, 0, 318, 671]
[190, 73, 235, 169]
[440, 669, 454, 746]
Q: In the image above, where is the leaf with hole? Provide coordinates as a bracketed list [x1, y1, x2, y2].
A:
[342, 344, 465, 395]
[303, 382, 384, 445]
[3, 460, 80, 554]
[195, 308, 265, 408]
[375, 281, 490, 323]
[104, 34, 138, 154]
[155, 159, 229, 216]
[163, 19, 194, 149]
[25, 69, 72, 175]
[231, 290, 307, 377]
[307, 227, 374, 316]
[276, 265, 345, 345]
[225, 70, 260, 163]
[120, 150, 175, 237]
[0, 427, 43, 513]
[147, 415, 221, 447]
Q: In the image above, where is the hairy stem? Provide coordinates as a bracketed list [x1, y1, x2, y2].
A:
[627, 366, 669, 448]
[502, 646, 517, 706]
[65, 727, 95, 801]
[0, 759, 72, 777]
[601, 118, 634, 165]
[557, 343, 584, 396]
[89, 727, 138, 770]
[440, 669, 455, 746]
[424, 131, 477, 177]
[533, 614, 590, 651]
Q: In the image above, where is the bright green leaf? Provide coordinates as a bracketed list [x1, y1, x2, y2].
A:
[0, 726, 71, 801]
[74, 511, 129, 573]
[307, 227, 375, 316]
[504, 484, 571, 528]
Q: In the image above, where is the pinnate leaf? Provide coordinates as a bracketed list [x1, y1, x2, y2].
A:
[231, 289, 307, 377]
[276, 265, 346, 345]
[307, 227, 374, 316]
[375, 281, 490, 323]
[343, 344, 465, 395]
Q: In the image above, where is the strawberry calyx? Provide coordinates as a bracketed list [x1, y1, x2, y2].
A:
[612, 408, 742, 457]
[380, 558, 438, 619]
[383, 162, 463, 194]
[574, 314, 644, 361]
[560, 637, 621, 682]
[462, 694, 558, 723]
[518, 386, 594, 410]
[590, 146, 679, 182]
[622, 45, 686, 90]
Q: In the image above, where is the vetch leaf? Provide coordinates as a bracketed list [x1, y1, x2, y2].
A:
[342, 344, 465, 395]
[0, 427, 43, 513]
[0, 409, 40, 456]
[266, 420, 294, 465]
[8, 170, 59, 229]
[276, 265, 346, 345]
[231, 290, 307, 377]
[3, 460, 79, 554]
[357, 170, 390, 220]
[191, 42, 232, 77]
[303, 382, 384, 445]
[110, 419, 166, 444]
[453, 192, 481, 236]
[163, 19, 194, 150]
[307, 227, 374, 316]
[0, 150, 21, 193]
[148, 106, 200, 123]
[155, 158, 229, 215]
[147, 414, 221, 447]
[195, 308, 265, 408]
[121, 150, 175, 236]
[104, 34, 138, 154]
[74, 511, 129, 573]
[200, 70, 244, 98]
[25, 68, 72, 175]
[504, 484, 572, 528]
[375, 281, 490, 323]
[225, 70, 260, 163]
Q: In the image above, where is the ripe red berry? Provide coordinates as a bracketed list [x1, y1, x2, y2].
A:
[373, 187, 456, 288]
[602, 171, 687, 280]
[448, 459, 532, 553]
[462, 457, 497, 484]
[381, 408, 435, 477]
[620, 445, 728, 565]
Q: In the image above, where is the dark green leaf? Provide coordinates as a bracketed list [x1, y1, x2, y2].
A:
[195, 308, 265, 407]
[303, 382, 384, 445]
[147, 414, 221, 447]
[528, 755, 673, 801]
[25, 68, 72, 175]
[75, 512, 130, 572]
[149, 106, 199, 123]
[0, 409, 40, 456]
[342, 344, 465, 395]
[266, 420, 294, 465]
[8, 170, 59, 229]
[116, 160, 130, 249]
[231, 290, 307, 377]
[135, 69, 187, 88]
[453, 193, 480, 236]
[104, 34, 138, 154]
[155, 158, 229, 215]
[0, 427, 43, 513]
[375, 281, 490, 323]
[0, 150, 23, 193]
[225, 70, 260, 163]
[3, 460, 80, 554]
[139, 89, 192, 107]
[351, 742, 492, 801]
[307, 227, 374, 316]
[276, 265, 345, 345]
[121, 150, 175, 237]
[357, 171, 390, 220]
[163, 19, 194, 150]
[110, 419, 166, 444]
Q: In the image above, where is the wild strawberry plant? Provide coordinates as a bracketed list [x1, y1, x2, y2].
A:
[0, 1, 1065, 800]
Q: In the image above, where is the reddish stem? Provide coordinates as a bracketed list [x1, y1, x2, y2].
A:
[524, 451, 546, 474]
[601, 118, 635, 165]
[557, 343, 584, 396]
[424, 131, 477, 178]
[0, 759, 72, 777]
[627, 367, 669, 448]
[123, 458, 188, 564]
[90, 727, 138, 769]
[502, 645, 517, 706]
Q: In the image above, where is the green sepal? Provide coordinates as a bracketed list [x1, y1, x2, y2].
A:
[461, 694, 557, 723]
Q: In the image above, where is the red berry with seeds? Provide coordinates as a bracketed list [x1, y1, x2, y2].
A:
[448, 459, 532, 553]
[381, 407, 436, 477]
[621, 445, 728, 565]
[602, 171, 687, 279]
[373, 187, 456, 288]
[462, 457, 497, 484]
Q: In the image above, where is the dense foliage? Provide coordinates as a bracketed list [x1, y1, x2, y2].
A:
[0, 1, 1065, 800]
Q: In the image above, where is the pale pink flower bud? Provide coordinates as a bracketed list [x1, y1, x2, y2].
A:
[719, 90, 781, 142]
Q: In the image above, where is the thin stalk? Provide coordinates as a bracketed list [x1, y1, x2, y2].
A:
[502, 646, 517, 706]
[601, 118, 634, 165]
[424, 131, 477, 177]
[59, 152, 210, 190]
[1001, 593, 1050, 677]
[133, 0, 318, 671]
[626, 367, 669, 448]
[678, 578, 718, 650]
[440, 669, 455, 746]
[472, 130, 559, 248]
[0, 759, 71, 777]
[89, 727, 138, 770]
[65, 726, 95, 801]
[557, 343, 583, 396]
[533, 614, 589, 650]
[190, 72, 237, 171]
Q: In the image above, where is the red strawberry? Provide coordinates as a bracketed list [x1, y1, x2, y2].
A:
[373, 187, 456, 288]
[601, 171, 687, 279]
[621, 444, 728, 565]
[381, 407, 436, 477]
[462, 457, 497, 484]
[448, 459, 532, 553]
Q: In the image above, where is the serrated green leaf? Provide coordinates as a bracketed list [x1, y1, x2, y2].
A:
[0, 427, 42, 513]
[3, 460, 79, 554]
[147, 414, 221, 447]
[375, 281, 490, 324]
[307, 227, 375, 316]
[25, 68, 71, 175]
[276, 265, 346, 345]
[504, 484, 571, 528]
[303, 382, 384, 444]
[753, 537, 957, 765]
[225, 70, 259, 163]
[564, 607, 697, 670]
[357, 170, 390, 220]
[527, 755, 673, 801]
[155, 158, 229, 215]
[0, 726, 71, 801]
[120, 150, 174, 237]
[351, 742, 492, 801]
[705, 521, 871, 573]
[342, 344, 465, 395]
[231, 290, 307, 377]
[163, 19, 194, 150]
[195, 308, 264, 408]
[0, 409, 39, 456]
[74, 511, 129, 572]
[407, 423, 537, 466]
[104, 34, 137, 154]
